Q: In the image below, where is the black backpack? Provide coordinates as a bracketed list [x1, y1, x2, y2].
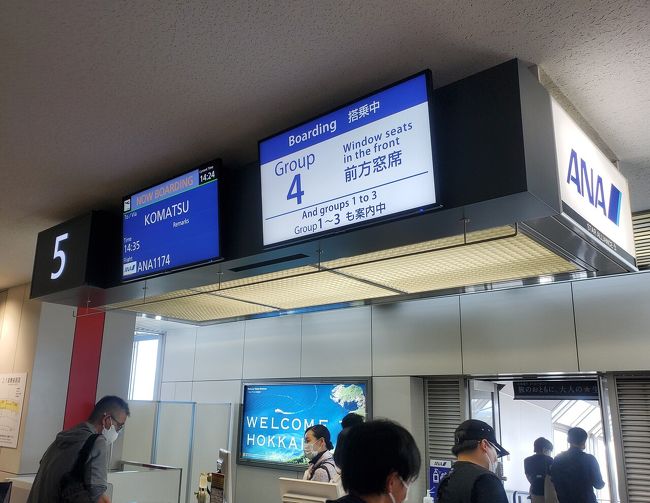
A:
[59, 433, 101, 503]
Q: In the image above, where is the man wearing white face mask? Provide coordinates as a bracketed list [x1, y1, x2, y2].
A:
[326, 419, 420, 503]
[437, 419, 509, 503]
[27, 395, 130, 503]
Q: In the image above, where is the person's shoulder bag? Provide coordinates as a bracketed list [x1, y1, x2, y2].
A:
[59, 433, 102, 503]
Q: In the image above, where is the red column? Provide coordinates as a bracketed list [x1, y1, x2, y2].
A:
[63, 308, 105, 429]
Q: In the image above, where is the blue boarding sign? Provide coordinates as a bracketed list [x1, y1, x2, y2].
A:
[429, 459, 452, 499]
[259, 73, 437, 246]
[122, 164, 220, 281]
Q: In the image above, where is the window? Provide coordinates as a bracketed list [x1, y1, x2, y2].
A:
[128, 331, 162, 400]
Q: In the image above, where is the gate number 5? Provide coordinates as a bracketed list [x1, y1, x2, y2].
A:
[51, 233, 69, 280]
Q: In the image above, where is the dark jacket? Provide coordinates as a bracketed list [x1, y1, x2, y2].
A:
[27, 423, 109, 503]
[437, 461, 508, 503]
[524, 453, 553, 495]
[550, 447, 605, 503]
[326, 495, 364, 503]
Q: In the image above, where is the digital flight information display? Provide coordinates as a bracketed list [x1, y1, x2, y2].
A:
[259, 72, 437, 246]
[122, 163, 220, 281]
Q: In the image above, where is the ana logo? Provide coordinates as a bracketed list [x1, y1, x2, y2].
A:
[123, 261, 137, 276]
[566, 149, 622, 226]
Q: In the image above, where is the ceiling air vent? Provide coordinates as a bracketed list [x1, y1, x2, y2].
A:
[229, 253, 310, 272]
[633, 211, 650, 269]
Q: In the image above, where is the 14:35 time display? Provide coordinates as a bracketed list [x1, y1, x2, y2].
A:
[124, 240, 141, 253]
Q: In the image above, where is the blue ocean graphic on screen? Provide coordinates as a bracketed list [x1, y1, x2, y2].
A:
[240, 383, 367, 464]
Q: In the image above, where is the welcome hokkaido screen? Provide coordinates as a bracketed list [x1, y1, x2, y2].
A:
[239, 382, 367, 466]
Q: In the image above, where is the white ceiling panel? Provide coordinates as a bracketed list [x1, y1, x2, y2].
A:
[1, 1, 648, 289]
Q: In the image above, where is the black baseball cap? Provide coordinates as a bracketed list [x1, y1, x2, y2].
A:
[453, 419, 509, 457]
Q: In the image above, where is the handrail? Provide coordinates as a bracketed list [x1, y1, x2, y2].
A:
[511, 491, 529, 503]
[120, 460, 182, 471]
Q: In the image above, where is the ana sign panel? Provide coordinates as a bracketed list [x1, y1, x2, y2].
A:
[428, 459, 452, 498]
[260, 72, 437, 246]
[551, 99, 635, 266]
[122, 161, 221, 281]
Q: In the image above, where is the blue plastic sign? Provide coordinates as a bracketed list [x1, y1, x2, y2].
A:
[259, 73, 437, 246]
[429, 459, 452, 499]
[122, 164, 220, 280]
[239, 382, 367, 466]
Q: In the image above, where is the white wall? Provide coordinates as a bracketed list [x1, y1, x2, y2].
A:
[97, 310, 137, 400]
[4, 301, 137, 477]
[19, 302, 75, 474]
[162, 326, 198, 382]
[97, 310, 137, 469]
[373, 377, 427, 499]
[154, 270, 650, 503]
[461, 283, 578, 373]
[160, 272, 650, 390]
[499, 391, 553, 494]
[573, 273, 650, 371]
[0, 285, 42, 479]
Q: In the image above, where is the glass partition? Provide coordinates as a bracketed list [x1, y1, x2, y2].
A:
[110, 462, 182, 503]
[121, 400, 233, 503]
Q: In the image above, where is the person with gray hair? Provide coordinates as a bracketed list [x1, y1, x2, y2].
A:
[27, 396, 130, 503]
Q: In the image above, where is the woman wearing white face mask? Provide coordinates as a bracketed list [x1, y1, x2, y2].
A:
[303, 424, 338, 482]
[326, 419, 420, 503]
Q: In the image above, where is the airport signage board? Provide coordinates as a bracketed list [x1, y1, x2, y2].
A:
[513, 380, 599, 401]
[239, 381, 368, 469]
[0, 373, 27, 449]
[31, 215, 93, 298]
[31, 212, 119, 299]
[122, 161, 221, 281]
[551, 99, 636, 266]
[428, 459, 452, 498]
[259, 72, 437, 246]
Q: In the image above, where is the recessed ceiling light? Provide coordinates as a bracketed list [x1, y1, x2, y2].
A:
[108, 226, 579, 323]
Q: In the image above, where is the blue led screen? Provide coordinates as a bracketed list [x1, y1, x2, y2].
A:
[122, 164, 219, 281]
[239, 382, 368, 466]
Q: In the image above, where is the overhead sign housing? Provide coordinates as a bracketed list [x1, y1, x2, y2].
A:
[551, 99, 636, 267]
[30, 211, 120, 300]
[259, 72, 438, 246]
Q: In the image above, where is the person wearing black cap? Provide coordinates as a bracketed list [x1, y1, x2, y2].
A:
[436, 419, 509, 503]
[550, 427, 604, 503]
[303, 424, 338, 482]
